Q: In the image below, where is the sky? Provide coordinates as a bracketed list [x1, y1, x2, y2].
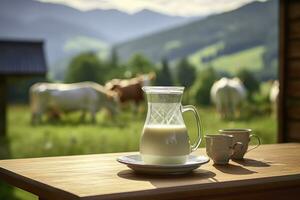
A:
[37, 0, 265, 17]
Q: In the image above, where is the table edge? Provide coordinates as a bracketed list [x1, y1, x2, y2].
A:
[0, 167, 80, 200]
[81, 174, 300, 200]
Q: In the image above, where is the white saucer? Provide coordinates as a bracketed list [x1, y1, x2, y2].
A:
[117, 154, 210, 175]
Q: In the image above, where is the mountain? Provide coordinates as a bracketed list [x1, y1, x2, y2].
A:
[115, 0, 278, 77]
[0, 0, 191, 42]
[84, 8, 193, 42]
[0, 0, 191, 79]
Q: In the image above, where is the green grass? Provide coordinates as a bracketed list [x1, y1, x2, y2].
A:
[211, 46, 265, 73]
[189, 42, 224, 68]
[189, 45, 265, 74]
[0, 105, 277, 200]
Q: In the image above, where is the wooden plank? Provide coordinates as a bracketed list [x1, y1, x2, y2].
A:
[286, 80, 300, 98]
[287, 138, 300, 143]
[0, 77, 6, 136]
[288, 1, 300, 20]
[287, 121, 300, 140]
[288, 59, 300, 78]
[288, 40, 300, 58]
[287, 99, 300, 120]
[289, 20, 300, 39]
[288, 107, 300, 120]
[281, 0, 300, 142]
[0, 144, 300, 200]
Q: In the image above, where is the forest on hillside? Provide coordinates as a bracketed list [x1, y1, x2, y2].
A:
[115, 0, 278, 81]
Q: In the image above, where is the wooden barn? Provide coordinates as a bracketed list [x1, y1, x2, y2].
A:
[0, 40, 47, 136]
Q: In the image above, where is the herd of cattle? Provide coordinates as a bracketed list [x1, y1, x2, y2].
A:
[30, 73, 155, 123]
[29, 73, 279, 124]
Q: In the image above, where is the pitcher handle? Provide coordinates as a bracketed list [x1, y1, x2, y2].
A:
[182, 105, 203, 152]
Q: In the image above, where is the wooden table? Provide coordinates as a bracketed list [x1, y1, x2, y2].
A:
[0, 143, 300, 200]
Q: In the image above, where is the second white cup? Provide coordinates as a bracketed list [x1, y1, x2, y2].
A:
[219, 129, 261, 160]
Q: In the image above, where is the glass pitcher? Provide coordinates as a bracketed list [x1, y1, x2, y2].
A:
[140, 86, 203, 165]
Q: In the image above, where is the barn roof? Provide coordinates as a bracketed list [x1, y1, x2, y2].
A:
[0, 40, 47, 75]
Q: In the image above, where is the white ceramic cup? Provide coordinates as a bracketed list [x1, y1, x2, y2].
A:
[219, 129, 261, 160]
[205, 134, 243, 165]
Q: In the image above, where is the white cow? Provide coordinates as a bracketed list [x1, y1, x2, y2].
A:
[210, 77, 247, 119]
[30, 82, 119, 124]
[269, 80, 279, 115]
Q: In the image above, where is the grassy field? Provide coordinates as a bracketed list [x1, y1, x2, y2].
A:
[189, 44, 265, 74]
[211, 46, 265, 73]
[0, 105, 277, 200]
[189, 42, 224, 68]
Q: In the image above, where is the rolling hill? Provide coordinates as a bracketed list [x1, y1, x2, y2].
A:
[115, 0, 278, 79]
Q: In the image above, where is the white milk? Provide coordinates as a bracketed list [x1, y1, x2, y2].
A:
[140, 125, 190, 164]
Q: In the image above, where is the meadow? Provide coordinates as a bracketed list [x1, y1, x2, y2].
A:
[0, 104, 277, 200]
[189, 43, 265, 75]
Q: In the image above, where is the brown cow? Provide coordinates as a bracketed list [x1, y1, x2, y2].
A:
[105, 72, 156, 111]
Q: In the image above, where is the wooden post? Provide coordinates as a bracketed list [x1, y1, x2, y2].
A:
[0, 76, 6, 136]
[278, 0, 287, 143]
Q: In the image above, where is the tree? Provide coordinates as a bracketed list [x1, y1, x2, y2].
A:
[156, 58, 173, 86]
[177, 58, 196, 88]
[237, 69, 259, 98]
[109, 47, 119, 69]
[65, 52, 106, 84]
[190, 67, 218, 105]
[106, 47, 124, 79]
[127, 53, 153, 77]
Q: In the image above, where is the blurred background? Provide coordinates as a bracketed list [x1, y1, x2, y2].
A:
[0, 0, 278, 199]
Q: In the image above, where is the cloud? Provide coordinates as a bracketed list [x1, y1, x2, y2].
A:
[37, 0, 261, 16]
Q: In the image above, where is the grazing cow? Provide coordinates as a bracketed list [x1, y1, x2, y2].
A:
[30, 82, 119, 124]
[105, 72, 156, 110]
[269, 80, 279, 115]
[210, 77, 247, 119]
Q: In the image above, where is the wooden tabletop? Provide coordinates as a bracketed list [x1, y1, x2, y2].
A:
[0, 143, 300, 200]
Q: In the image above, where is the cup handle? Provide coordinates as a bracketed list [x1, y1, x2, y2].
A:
[182, 105, 203, 152]
[231, 142, 243, 157]
[247, 134, 261, 153]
